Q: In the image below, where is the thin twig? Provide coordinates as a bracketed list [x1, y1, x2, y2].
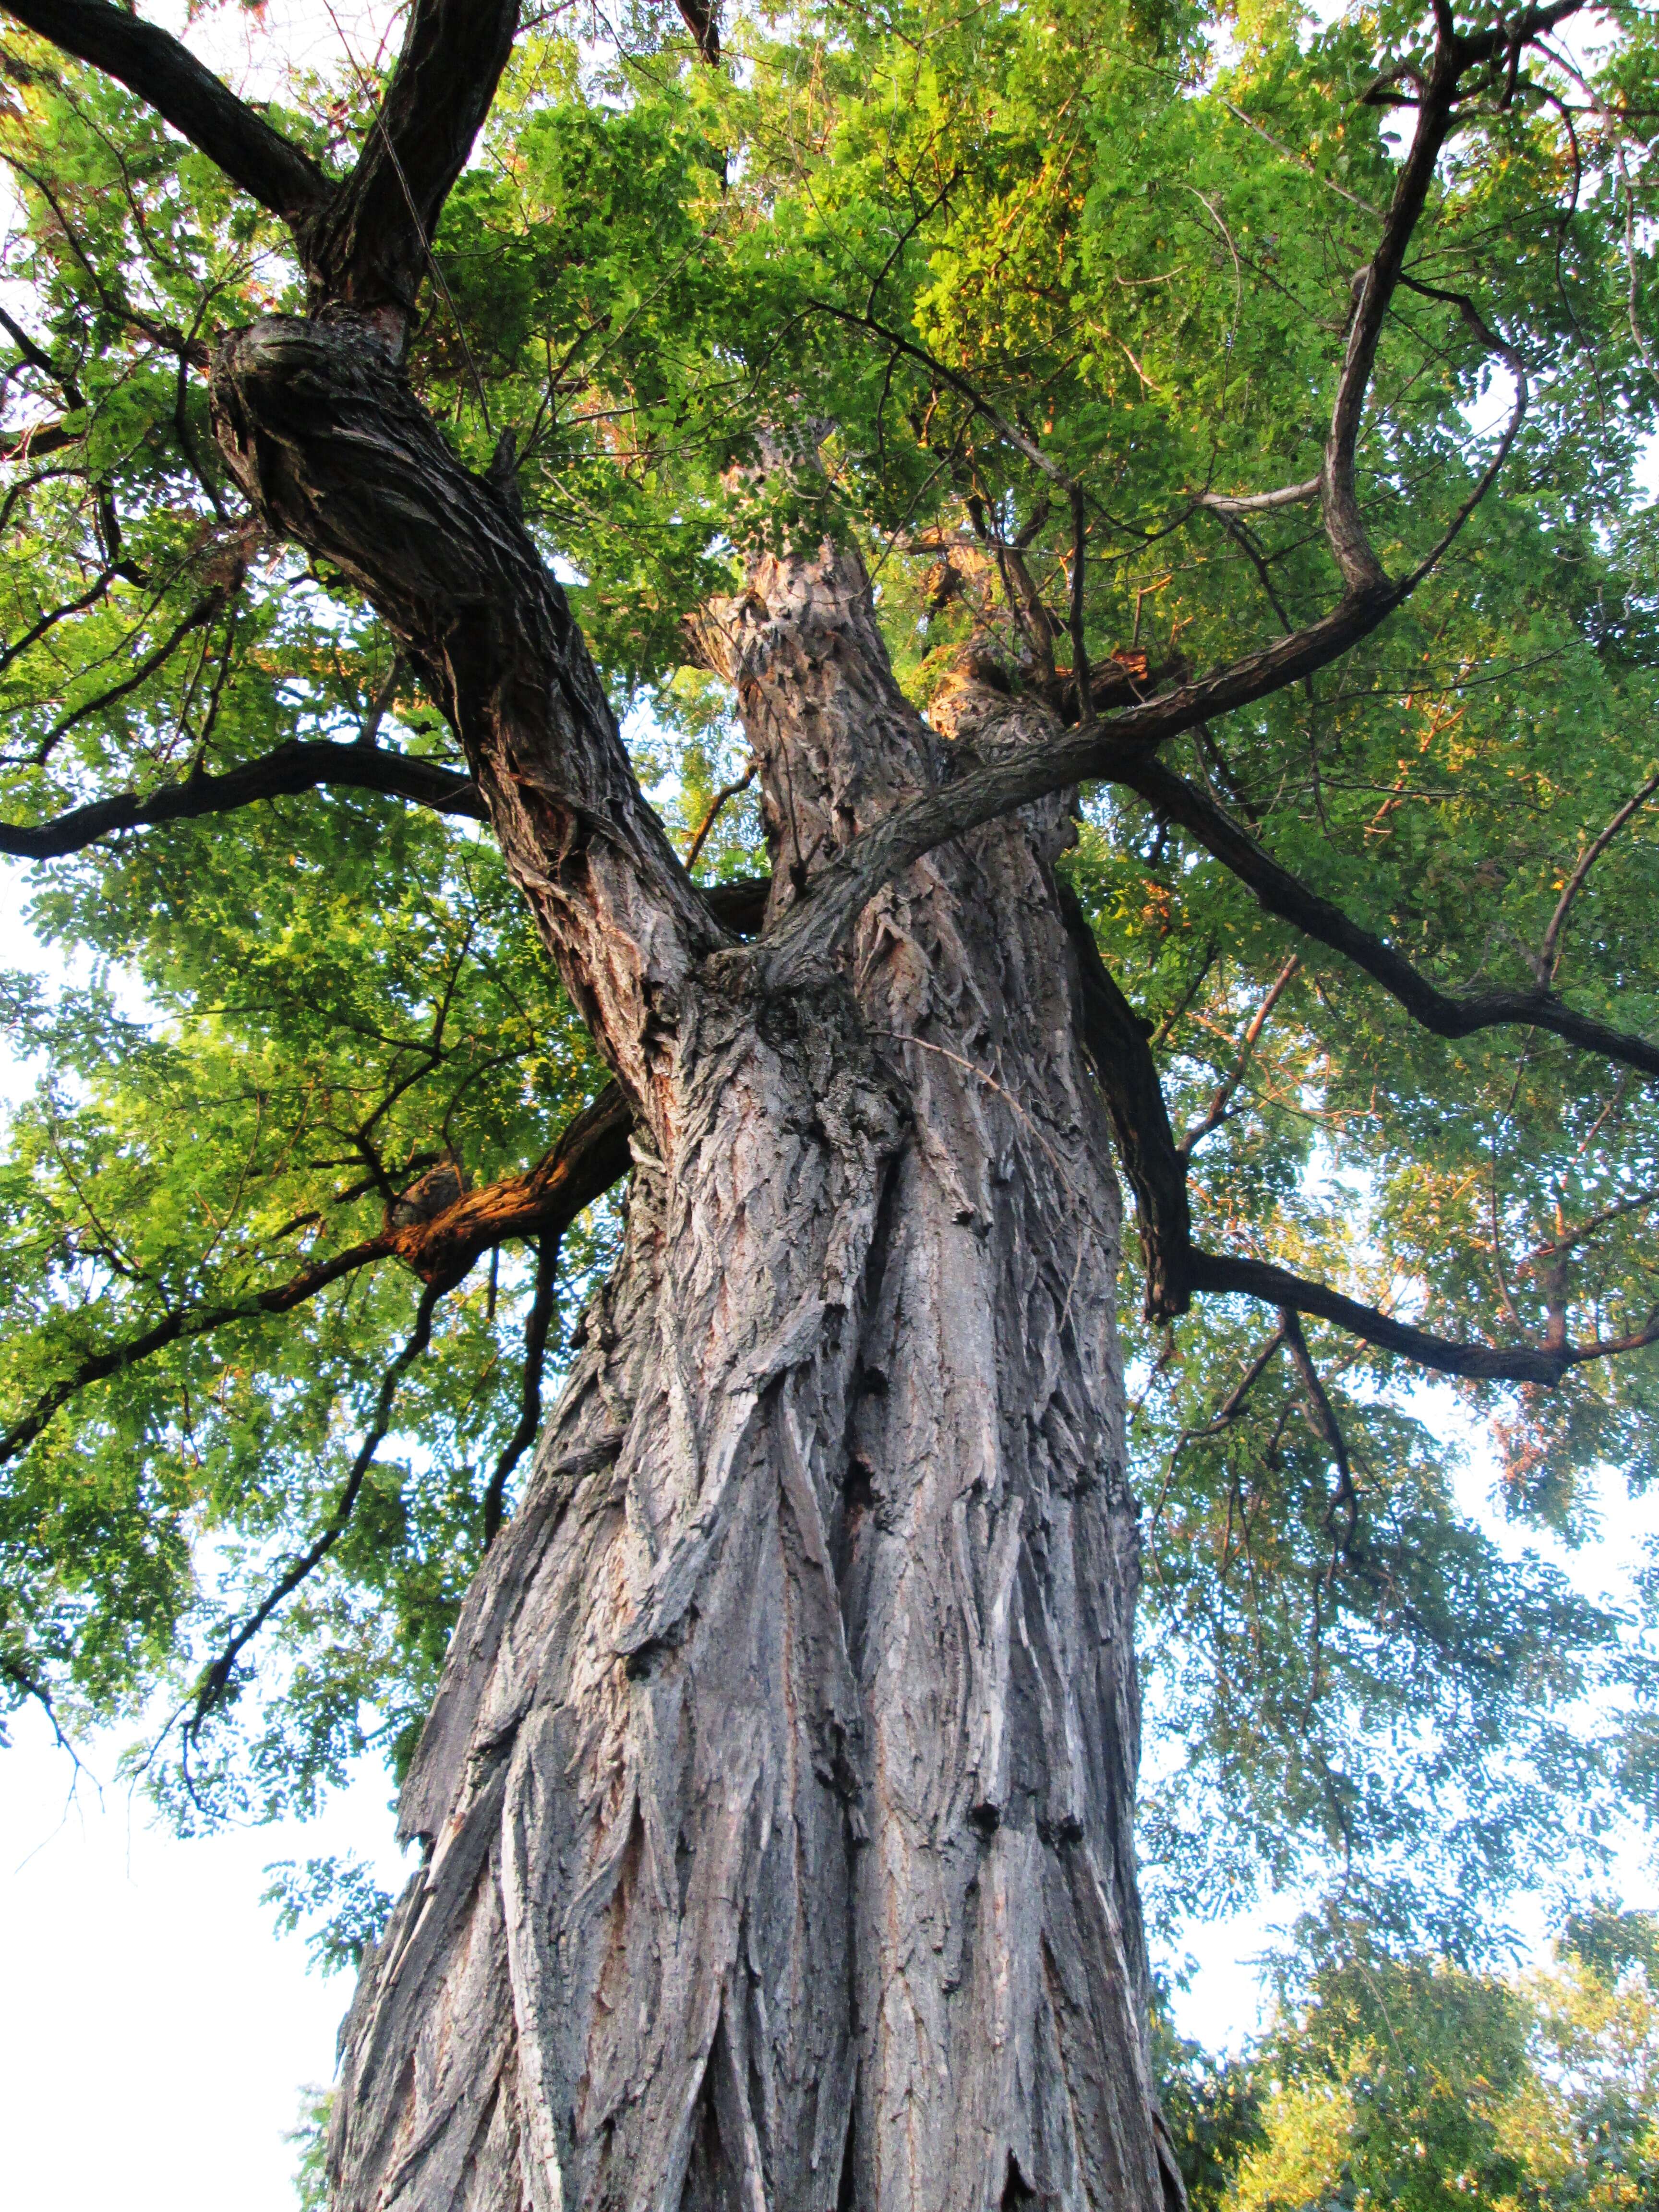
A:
[1178, 955, 1300, 1157]
[684, 759, 757, 870]
[482, 1234, 560, 1543]
[187, 1275, 447, 1739]
[1539, 769, 1659, 983]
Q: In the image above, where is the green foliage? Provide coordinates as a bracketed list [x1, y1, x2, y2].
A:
[286, 2085, 333, 2212]
[1163, 1914, 1659, 2211]
[2, 0, 1659, 1963]
[263, 1852, 396, 1976]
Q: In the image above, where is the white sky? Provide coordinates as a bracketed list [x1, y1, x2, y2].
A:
[2, 4, 1658, 2204]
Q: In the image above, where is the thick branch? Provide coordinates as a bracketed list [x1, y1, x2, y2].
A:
[1187, 1250, 1659, 1382]
[1119, 756, 1659, 1081]
[309, 0, 519, 317]
[6, 0, 518, 317]
[211, 315, 721, 1113]
[0, 0, 330, 223]
[1054, 887, 1635, 1383]
[672, 0, 721, 63]
[761, 582, 1403, 975]
[0, 1083, 632, 1468]
[1058, 880, 1191, 1318]
[0, 738, 487, 858]
[1320, 0, 1576, 588]
[1320, 35, 1463, 592]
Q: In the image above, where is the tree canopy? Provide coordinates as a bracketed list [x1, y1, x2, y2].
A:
[2, 0, 1659, 1974]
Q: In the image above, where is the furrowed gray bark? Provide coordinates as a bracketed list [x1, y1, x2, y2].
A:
[322, 533, 1174, 2211]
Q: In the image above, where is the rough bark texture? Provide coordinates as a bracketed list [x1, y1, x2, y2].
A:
[206, 317, 1172, 2212]
[332, 564, 1168, 2209]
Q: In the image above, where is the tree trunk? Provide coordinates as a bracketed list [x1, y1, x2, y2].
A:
[212, 317, 1176, 2212]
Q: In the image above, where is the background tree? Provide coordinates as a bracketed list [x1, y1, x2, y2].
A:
[1160, 1905, 1659, 2210]
[3, 0, 1659, 2206]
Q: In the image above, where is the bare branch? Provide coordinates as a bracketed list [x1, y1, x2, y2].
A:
[761, 582, 1404, 975]
[0, 1651, 87, 1772]
[672, 0, 721, 64]
[33, 585, 235, 765]
[1188, 1248, 1658, 1382]
[1321, 28, 1468, 593]
[1280, 1308, 1358, 1545]
[1, 417, 82, 461]
[1058, 879, 1194, 1320]
[1202, 476, 1322, 517]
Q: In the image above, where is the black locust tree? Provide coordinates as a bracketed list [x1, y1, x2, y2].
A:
[3, 1, 1659, 2207]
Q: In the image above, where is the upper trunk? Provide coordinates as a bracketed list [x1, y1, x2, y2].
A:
[209, 321, 1176, 2212]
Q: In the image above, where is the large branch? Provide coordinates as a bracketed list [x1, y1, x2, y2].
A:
[1054, 889, 1641, 1384]
[1184, 1249, 1659, 1382]
[1118, 756, 1659, 1081]
[0, 740, 487, 859]
[0, 0, 330, 223]
[3, 0, 519, 316]
[308, 0, 519, 317]
[212, 316, 722, 1116]
[0, 1082, 631, 1469]
[0, 732, 771, 941]
[1058, 880, 1192, 1317]
[761, 584, 1403, 974]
